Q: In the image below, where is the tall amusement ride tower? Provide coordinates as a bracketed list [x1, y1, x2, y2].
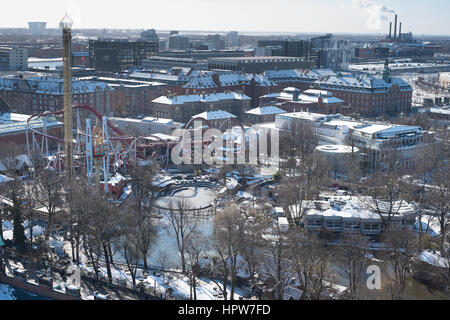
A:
[61, 14, 74, 181]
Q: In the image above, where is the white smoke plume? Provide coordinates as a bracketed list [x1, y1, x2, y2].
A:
[66, 5, 82, 29]
[350, 0, 396, 30]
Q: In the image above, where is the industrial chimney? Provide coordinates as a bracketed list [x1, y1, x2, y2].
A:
[389, 22, 392, 38]
[399, 22, 402, 40]
[394, 14, 398, 39]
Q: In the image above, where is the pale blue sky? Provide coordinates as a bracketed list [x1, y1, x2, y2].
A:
[1, 0, 449, 35]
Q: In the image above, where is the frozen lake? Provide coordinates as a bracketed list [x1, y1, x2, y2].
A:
[150, 187, 216, 268]
[154, 186, 215, 209]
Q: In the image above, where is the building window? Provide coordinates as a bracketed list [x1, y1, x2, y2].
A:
[363, 223, 379, 230]
[325, 221, 342, 229]
[344, 222, 361, 230]
[308, 220, 323, 227]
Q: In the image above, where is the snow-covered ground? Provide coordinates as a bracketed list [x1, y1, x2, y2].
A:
[0, 284, 16, 300]
[2, 220, 44, 241]
[419, 250, 449, 268]
[414, 215, 441, 237]
[143, 186, 216, 268]
[399, 72, 449, 105]
[79, 262, 247, 300]
[0, 284, 51, 300]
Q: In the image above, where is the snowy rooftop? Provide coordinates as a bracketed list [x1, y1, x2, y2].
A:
[428, 107, 450, 116]
[0, 76, 113, 95]
[419, 250, 449, 268]
[263, 68, 412, 92]
[183, 71, 275, 89]
[153, 92, 251, 105]
[354, 124, 423, 138]
[277, 111, 333, 122]
[143, 133, 179, 142]
[262, 89, 344, 105]
[303, 89, 333, 96]
[278, 111, 424, 138]
[304, 195, 415, 221]
[193, 110, 237, 120]
[0, 113, 61, 135]
[129, 72, 182, 82]
[316, 145, 359, 154]
[142, 117, 176, 124]
[245, 106, 286, 115]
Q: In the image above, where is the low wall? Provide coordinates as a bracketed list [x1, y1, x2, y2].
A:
[0, 273, 80, 300]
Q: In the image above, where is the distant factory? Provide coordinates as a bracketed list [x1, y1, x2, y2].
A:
[384, 14, 413, 43]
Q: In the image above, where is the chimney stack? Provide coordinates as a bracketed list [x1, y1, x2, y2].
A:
[394, 14, 398, 39]
[389, 22, 392, 38]
[399, 22, 402, 40]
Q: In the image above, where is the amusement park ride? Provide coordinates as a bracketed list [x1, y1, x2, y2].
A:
[23, 14, 247, 192]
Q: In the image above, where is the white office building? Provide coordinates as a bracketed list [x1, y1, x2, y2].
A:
[226, 31, 239, 48]
[275, 111, 437, 171]
[0, 47, 28, 71]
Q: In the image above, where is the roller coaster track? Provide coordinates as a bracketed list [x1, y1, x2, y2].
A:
[26, 105, 248, 164]
[26, 105, 180, 154]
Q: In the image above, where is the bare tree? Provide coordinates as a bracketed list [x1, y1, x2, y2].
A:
[210, 205, 246, 300]
[381, 227, 420, 299]
[117, 215, 141, 287]
[360, 171, 406, 228]
[290, 232, 335, 300]
[309, 152, 330, 189]
[32, 170, 63, 240]
[126, 164, 158, 270]
[21, 181, 37, 252]
[185, 232, 209, 300]
[64, 176, 92, 265]
[135, 216, 157, 271]
[279, 120, 319, 163]
[165, 198, 200, 273]
[278, 177, 314, 223]
[157, 249, 174, 282]
[261, 226, 293, 300]
[128, 164, 155, 216]
[334, 233, 369, 299]
[81, 190, 122, 284]
[0, 142, 26, 175]
[427, 161, 450, 254]
[240, 208, 271, 286]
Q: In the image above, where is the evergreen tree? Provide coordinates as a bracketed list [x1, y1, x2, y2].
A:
[12, 192, 26, 252]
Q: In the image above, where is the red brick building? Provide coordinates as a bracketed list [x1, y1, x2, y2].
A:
[181, 71, 280, 108]
[263, 68, 412, 116]
[260, 87, 351, 115]
[0, 76, 117, 116]
[93, 77, 169, 116]
[129, 69, 280, 109]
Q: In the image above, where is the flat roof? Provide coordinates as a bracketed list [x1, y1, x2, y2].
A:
[194, 110, 237, 120]
[246, 106, 286, 115]
[208, 56, 306, 62]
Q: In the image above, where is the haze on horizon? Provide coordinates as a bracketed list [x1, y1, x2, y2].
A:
[1, 0, 449, 36]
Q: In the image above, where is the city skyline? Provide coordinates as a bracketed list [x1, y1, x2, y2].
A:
[0, 0, 449, 36]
